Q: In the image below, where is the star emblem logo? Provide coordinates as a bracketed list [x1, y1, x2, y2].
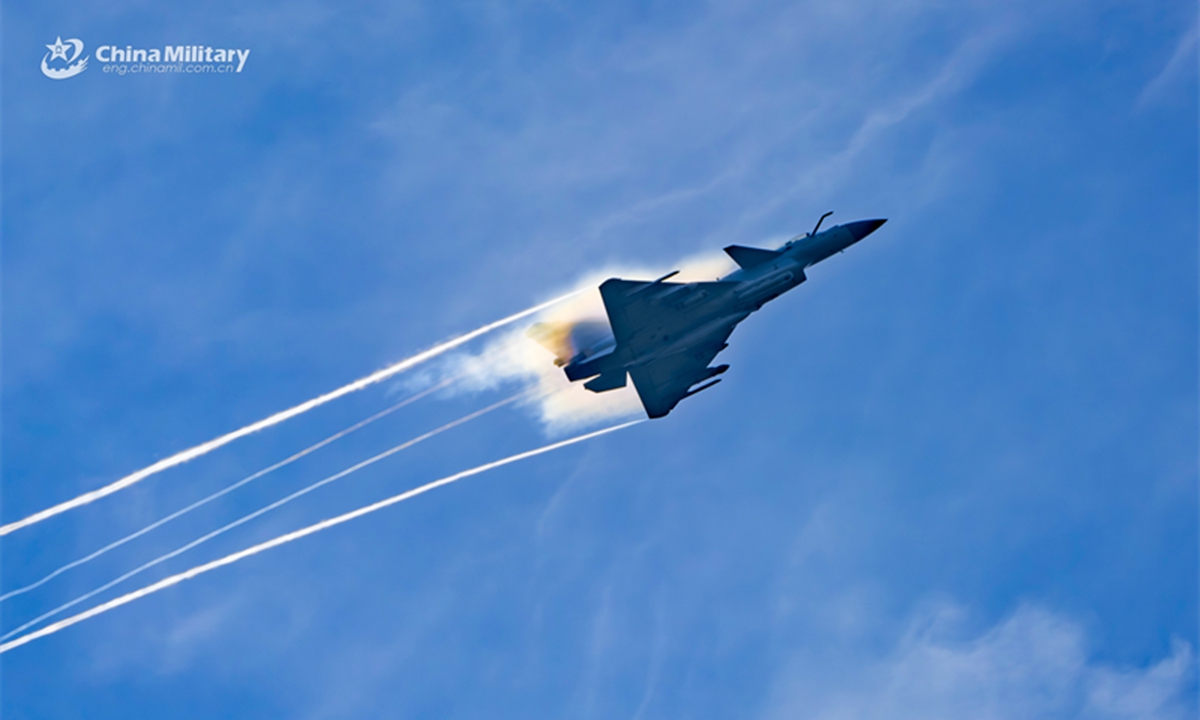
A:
[46, 37, 70, 61]
[41, 36, 88, 80]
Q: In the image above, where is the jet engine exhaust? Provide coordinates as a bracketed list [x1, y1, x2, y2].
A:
[1, 394, 522, 642]
[0, 292, 580, 537]
[0, 419, 642, 655]
[0, 377, 457, 604]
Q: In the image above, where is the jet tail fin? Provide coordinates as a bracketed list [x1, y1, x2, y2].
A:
[724, 245, 781, 269]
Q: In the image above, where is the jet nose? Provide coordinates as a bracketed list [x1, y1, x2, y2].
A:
[843, 218, 887, 242]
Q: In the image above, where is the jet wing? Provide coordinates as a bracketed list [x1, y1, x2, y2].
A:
[598, 278, 743, 417]
[627, 319, 738, 418]
[595, 278, 744, 415]
[599, 278, 738, 347]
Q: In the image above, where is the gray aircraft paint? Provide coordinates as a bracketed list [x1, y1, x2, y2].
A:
[535, 217, 886, 418]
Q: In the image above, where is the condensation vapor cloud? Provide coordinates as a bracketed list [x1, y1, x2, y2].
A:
[438, 252, 738, 434]
[0, 378, 455, 604]
[0, 420, 643, 656]
[0, 292, 578, 537]
[0, 395, 521, 643]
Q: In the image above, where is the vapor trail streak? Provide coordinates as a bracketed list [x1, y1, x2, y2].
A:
[0, 292, 578, 537]
[2, 395, 521, 642]
[0, 378, 456, 604]
[0, 420, 642, 654]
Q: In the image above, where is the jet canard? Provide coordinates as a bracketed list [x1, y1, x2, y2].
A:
[532, 213, 886, 418]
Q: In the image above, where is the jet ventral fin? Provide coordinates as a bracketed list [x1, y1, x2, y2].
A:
[724, 245, 781, 269]
[584, 371, 627, 393]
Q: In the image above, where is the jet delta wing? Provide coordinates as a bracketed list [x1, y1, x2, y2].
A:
[599, 278, 739, 348]
[599, 279, 742, 417]
[544, 213, 887, 418]
[624, 318, 739, 418]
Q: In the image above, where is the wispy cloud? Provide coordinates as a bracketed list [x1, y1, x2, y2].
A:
[1138, 21, 1199, 108]
[762, 604, 1196, 720]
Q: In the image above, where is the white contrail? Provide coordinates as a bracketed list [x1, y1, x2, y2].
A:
[0, 293, 579, 537]
[0, 419, 642, 654]
[1, 394, 521, 642]
[0, 377, 456, 604]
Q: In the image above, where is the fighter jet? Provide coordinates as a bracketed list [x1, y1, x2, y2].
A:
[530, 213, 886, 418]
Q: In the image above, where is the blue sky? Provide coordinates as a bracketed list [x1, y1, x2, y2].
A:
[3, 0, 1197, 717]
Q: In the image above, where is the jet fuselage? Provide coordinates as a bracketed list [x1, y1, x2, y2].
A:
[544, 216, 886, 417]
